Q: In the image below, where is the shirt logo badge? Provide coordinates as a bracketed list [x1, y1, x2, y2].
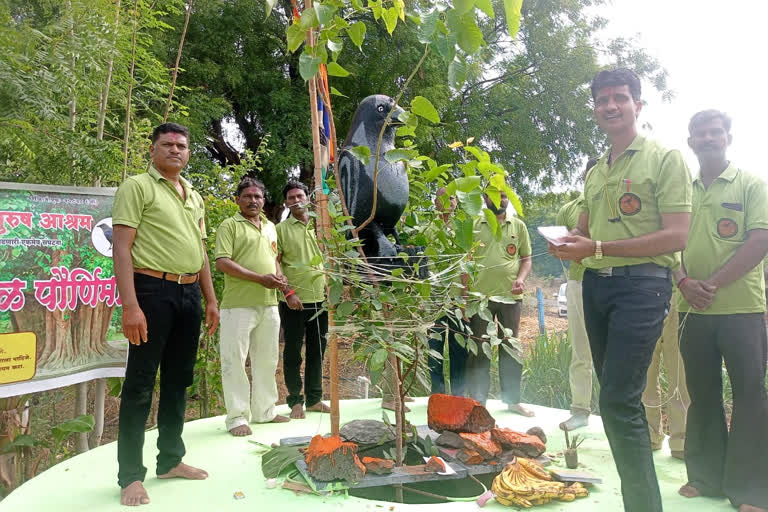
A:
[618, 193, 642, 216]
[717, 218, 738, 238]
[506, 243, 517, 256]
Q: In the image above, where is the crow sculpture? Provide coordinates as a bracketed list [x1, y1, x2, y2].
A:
[339, 95, 406, 265]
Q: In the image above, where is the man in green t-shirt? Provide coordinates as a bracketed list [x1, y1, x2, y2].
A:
[552, 69, 692, 512]
[276, 181, 330, 419]
[112, 123, 219, 506]
[215, 176, 289, 436]
[466, 192, 533, 417]
[557, 158, 597, 432]
[674, 110, 768, 512]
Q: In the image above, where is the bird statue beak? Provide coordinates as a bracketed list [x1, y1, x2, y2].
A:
[389, 105, 407, 125]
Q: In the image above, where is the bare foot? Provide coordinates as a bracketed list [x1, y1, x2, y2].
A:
[381, 400, 410, 412]
[271, 414, 290, 423]
[157, 462, 208, 480]
[559, 412, 588, 431]
[120, 481, 150, 506]
[290, 404, 305, 419]
[229, 424, 252, 436]
[306, 402, 331, 413]
[508, 403, 535, 417]
[679, 483, 701, 498]
[739, 505, 768, 512]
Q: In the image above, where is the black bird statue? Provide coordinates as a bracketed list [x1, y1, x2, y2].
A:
[96, 222, 113, 250]
[339, 95, 407, 265]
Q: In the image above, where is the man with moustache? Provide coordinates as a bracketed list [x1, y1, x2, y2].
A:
[113, 122, 219, 506]
[552, 68, 692, 512]
[675, 110, 768, 512]
[465, 191, 533, 416]
[216, 176, 289, 436]
[276, 181, 330, 419]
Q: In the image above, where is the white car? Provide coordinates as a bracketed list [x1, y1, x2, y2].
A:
[556, 282, 568, 317]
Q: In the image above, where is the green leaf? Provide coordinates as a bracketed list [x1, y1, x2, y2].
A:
[418, 9, 439, 43]
[503, 0, 523, 39]
[327, 38, 343, 53]
[329, 280, 344, 304]
[347, 145, 370, 165]
[336, 301, 356, 317]
[262, 445, 305, 478]
[347, 21, 366, 49]
[454, 175, 482, 192]
[330, 86, 348, 97]
[286, 24, 305, 53]
[457, 189, 483, 216]
[453, 14, 484, 53]
[350, 0, 363, 9]
[315, 3, 337, 25]
[327, 61, 350, 77]
[107, 377, 123, 397]
[453, 216, 474, 251]
[265, 0, 279, 17]
[299, 53, 322, 80]
[384, 148, 418, 163]
[453, 0, 475, 16]
[371, 348, 389, 371]
[369, 0, 383, 20]
[411, 96, 440, 123]
[424, 163, 453, 181]
[482, 341, 493, 359]
[52, 415, 95, 445]
[432, 32, 457, 63]
[382, 7, 399, 34]
[483, 208, 500, 237]
[448, 58, 467, 89]
[300, 7, 318, 30]
[2, 434, 36, 453]
[396, 125, 416, 137]
[475, 0, 494, 18]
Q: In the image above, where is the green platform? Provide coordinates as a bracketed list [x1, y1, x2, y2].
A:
[1, 399, 735, 511]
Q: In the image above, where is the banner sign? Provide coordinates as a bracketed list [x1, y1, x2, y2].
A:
[0, 182, 126, 398]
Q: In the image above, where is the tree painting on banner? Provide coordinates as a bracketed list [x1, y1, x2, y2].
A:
[0, 182, 126, 399]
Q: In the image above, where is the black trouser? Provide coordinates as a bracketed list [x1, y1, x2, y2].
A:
[679, 312, 768, 509]
[428, 315, 468, 396]
[117, 273, 201, 488]
[279, 301, 328, 408]
[582, 271, 670, 512]
[466, 301, 523, 405]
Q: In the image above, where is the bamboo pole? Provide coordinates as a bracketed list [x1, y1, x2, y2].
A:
[162, 2, 192, 122]
[302, 0, 338, 436]
[122, 0, 140, 182]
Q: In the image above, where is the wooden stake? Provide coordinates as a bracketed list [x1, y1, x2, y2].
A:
[162, 2, 192, 122]
[303, 0, 339, 435]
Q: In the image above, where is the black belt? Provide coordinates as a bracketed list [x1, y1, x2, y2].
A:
[587, 263, 670, 279]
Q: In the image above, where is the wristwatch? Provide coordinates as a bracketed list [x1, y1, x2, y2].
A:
[594, 240, 603, 260]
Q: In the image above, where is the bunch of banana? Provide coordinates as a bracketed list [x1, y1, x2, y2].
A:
[490, 457, 589, 507]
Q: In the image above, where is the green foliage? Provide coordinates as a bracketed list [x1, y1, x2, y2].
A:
[522, 190, 581, 278]
[521, 331, 600, 413]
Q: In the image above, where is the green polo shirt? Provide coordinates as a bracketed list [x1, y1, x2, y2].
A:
[112, 166, 206, 274]
[471, 214, 532, 301]
[556, 196, 585, 281]
[215, 213, 279, 309]
[580, 136, 692, 270]
[678, 165, 768, 314]
[276, 215, 325, 303]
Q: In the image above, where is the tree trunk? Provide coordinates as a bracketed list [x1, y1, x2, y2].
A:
[0, 397, 25, 494]
[122, 0, 140, 182]
[74, 382, 89, 453]
[89, 379, 106, 448]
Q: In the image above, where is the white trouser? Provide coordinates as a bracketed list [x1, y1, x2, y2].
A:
[567, 279, 593, 413]
[219, 306, 280, 429]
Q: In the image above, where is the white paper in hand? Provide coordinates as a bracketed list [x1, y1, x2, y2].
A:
[537, 226, 569, 246]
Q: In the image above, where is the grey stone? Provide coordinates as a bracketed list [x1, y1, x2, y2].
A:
[435, 431, 465, 449]
[339, 419, 395, 445]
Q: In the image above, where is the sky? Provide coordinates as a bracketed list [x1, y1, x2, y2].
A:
[598, 0, 767, 176]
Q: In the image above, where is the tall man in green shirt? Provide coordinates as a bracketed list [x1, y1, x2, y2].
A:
[675, 110, 768, 512]
[552, 69, 692, 512]
[466, 192, 534, 417]
[557, 158, 597, 432]
[276, 181, 330, 419]
[113, 123, 220, 506]
[215, 176, 289, 436]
